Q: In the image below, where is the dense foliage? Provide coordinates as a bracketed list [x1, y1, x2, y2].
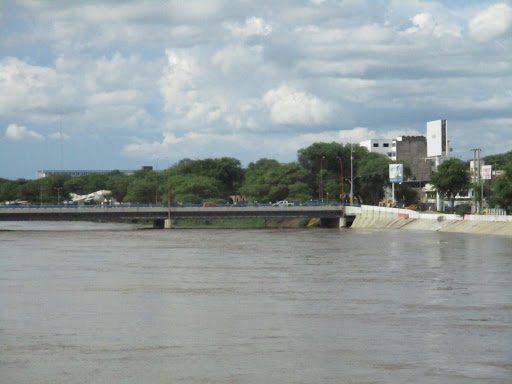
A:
[2, 144, 510, 210]
[491, 159, 512, 212]
[429, 158, 471, 212]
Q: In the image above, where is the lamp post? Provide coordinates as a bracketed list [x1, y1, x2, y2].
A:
[336, 156, 344, 203]
[155, 157, 159, 205]
[56, 187, 62, 205]
[350, 144, 354, 204]
[320, 156, 326, 202]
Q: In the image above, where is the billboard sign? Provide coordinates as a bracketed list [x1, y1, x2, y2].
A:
[427, 119, 447, 157]
[481, 165, 492, 180]
[389, 164, 403, 183]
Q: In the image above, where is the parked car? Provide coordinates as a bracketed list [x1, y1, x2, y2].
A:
[202, 202, 219, 207]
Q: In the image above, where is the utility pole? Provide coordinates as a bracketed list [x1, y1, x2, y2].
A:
[320, 156, 325, 202]
[477, 148, 484, 213]
[166, 174, 172, 229]
[471, 148, 481, 213]
[336, 156, 344, 203]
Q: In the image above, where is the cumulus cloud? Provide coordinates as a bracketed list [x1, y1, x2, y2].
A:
[223, 17, 272, 39]
[5, 124, 44, 141]
[263, 85, 332, 125]
[122, 131, 255, 162]
[211, 44, 263, 73]
[469, 3, 512, 42]
[405, 12, 461, 38]
[0, 57, 59, 116]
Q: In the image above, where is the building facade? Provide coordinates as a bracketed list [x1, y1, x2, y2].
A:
[359, 139, 396, 160]
[37, 169, 136, 179]
[395, 136, 433, 183]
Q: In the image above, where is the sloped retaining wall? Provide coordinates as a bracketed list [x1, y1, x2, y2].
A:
[350, 205, 512, 237]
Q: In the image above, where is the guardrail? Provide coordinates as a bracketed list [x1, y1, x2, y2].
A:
[0, 202, 359, 209]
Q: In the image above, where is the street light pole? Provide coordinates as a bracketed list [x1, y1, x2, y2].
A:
[350, 144, 354, 204]
[320, 156, 325, 202]
[56, 187, 62, 205]
[155, 157, 159, 205]
[336, 156, 343, 203]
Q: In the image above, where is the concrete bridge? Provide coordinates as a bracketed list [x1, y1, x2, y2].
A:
[0, 204, 356, 228]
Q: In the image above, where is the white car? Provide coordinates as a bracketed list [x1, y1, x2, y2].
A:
[272, 200, 294, 207]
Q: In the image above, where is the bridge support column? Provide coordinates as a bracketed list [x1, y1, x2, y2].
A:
[153, 219, 165, 229]
[339, 217, 347, 227]
[165, 219, 172, 229]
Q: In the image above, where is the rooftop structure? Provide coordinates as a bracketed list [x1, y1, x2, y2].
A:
[359, 139, 396, 160]
[37, 169, 137, 179]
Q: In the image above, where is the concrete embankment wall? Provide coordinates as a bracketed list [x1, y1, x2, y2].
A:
[350, 205, 512, 237]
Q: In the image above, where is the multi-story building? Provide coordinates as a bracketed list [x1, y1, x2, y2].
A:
[395, 136, 434, 185]
[360, 136, 433, 185]
[36, 168, 142, 179]
[359, 139, 396, 160]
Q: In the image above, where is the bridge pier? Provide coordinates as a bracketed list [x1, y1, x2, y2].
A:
[153, 219, 165, 229]
[164, 219, 172, 229]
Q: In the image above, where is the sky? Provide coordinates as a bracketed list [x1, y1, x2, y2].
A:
[1, 0, 511, 180]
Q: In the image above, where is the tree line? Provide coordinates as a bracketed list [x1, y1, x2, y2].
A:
[1, 142, 511, 212]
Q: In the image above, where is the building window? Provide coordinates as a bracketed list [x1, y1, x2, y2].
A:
[373, 143, 379, 147]
[392, 142, 396, 147]
[383, 143, 389, 147]
[387, 152, 393, 157]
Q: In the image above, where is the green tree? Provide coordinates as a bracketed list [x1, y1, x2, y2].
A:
[170, 157, 244, 200]
[492, 159, 512, 212]
[240, 159, 312, 203]
[172, 175, 224, 204]
[297, 142, 352, 201]
[483, 151, 512, 170]
[124, 178, 157, 204]
[0, 180, 22, 201]
[357, 152, 391, 205]
[105, 171, 131, 202]
[430, 158, 470, 213]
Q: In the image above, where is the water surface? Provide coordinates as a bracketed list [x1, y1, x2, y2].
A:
[1, 223, 511, 383]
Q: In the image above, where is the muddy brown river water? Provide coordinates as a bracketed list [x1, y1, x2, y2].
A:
[1, 222, 511, 383]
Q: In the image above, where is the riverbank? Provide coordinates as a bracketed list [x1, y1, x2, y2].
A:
[351, 213, 512, 237]
[170, 217, 312, 229]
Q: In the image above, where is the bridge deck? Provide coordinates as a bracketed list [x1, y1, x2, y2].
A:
[0, 205, 346, 221]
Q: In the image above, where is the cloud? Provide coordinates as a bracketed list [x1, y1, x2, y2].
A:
[469, 3, 512, 42]
[5, 124, 44, 141]
[405, 12, 461, 38]
[0, 57, 59, 116]
[49, 132, 71, 140]
[263, 85, 332, 125]
[223, 17, 272, 39]
[211, 44, 264, 74]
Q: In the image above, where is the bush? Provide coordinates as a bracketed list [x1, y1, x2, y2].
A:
[455, 204, 471, 217]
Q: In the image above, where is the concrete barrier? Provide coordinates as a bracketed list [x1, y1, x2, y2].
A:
[350, 205, 512, 236]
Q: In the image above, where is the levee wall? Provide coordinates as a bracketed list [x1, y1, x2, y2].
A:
[350, 205, 512, 236]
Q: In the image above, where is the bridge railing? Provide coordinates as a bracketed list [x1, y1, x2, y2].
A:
[0, 202, 358, 209]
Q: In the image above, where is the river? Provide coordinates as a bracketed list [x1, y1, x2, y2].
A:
[1, 222, 511, 383]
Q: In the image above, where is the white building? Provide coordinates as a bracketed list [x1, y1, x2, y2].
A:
[359, 139, 396, 160]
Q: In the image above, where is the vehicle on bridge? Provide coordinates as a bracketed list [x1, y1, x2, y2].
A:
[272, 200, 294, 207]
